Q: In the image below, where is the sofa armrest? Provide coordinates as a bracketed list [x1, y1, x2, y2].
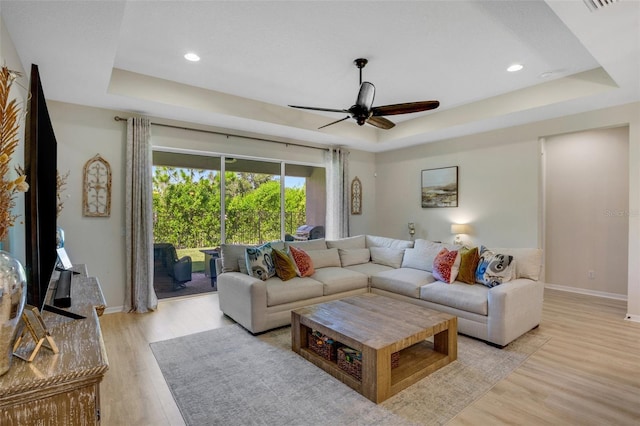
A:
[217, 272, 268, 333]
[487, 279, 544, 346]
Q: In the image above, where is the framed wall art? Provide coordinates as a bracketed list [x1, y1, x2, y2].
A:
[421, 166, 458, 208]
[83, 154, 112, 217]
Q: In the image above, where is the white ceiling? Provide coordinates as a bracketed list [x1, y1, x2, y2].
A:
[1, 0, 638, 153]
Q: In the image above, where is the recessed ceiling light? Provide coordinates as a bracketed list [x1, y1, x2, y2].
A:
[184, 52, 200, 62]
[507, 64, 524, 72]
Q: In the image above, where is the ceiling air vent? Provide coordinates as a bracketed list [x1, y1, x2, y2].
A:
[583, 0, 618, 12]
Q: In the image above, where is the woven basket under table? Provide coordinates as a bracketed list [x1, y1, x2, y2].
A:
[307, 331, 339, 361]
[337, 347, 400, 381]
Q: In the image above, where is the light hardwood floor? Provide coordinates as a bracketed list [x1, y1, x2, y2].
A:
[98, 289, 640, 425]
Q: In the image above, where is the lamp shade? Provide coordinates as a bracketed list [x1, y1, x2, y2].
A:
[451, 224, 471, 235]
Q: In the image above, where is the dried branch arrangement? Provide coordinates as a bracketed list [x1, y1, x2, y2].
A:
[0, 66, 28, 241]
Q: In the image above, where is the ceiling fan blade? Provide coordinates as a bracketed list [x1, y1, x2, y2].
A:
[289, 105, 349, 114]
[356, 82, 375, 110]
[318, 116, 350, 129]
[366, 116, 395, 130]
[371, 100, 440, 116]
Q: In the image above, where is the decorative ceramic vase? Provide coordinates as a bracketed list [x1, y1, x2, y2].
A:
[0, 250, 27, 376]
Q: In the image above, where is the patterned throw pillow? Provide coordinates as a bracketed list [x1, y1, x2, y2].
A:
[288, 246, 315, 277]
[272, 248, 297, 281]
[245, 242, 276, 281]
[432, 248, 460, 284]
[475, 246, 515, 288]
[457, 247, 480, 284]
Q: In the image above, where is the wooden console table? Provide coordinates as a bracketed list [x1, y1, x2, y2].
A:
[0, 265, 109, 425]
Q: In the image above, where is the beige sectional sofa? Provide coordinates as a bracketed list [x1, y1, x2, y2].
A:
[217, 235, 543, 347]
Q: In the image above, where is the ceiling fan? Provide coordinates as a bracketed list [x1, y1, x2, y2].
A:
[289, 58, 439, 130]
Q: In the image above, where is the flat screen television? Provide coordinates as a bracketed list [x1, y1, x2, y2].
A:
[24, 64, 58, 311]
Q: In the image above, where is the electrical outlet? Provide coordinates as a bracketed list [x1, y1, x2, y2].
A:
[588, 270, 595, 280]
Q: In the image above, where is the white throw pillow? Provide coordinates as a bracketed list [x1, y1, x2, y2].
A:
[338, 248, 371, 267]
[401, 240, 455, 272]
[286, 238, 327, 251]
[326, 235, 366, 250]
[366, 235, 414, 250]
[307, 248, 341, 269]
[369, 247, 405, 269]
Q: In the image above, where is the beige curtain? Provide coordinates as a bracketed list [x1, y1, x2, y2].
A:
[326, 147, 350, 239]
[124, 117, 157, 313]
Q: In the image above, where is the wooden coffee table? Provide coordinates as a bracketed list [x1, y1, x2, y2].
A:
[291, 293, 457, 403]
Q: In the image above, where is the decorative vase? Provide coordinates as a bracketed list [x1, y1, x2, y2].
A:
[0, 250, 27, 376]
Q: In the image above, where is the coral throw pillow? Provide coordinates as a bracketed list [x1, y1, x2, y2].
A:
[432, 248, 460, 284]
[288, 246, 315, 277]
[272, 248, 297, 281]
[457, 247, 480, 284]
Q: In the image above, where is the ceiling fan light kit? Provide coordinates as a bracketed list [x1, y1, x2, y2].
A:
[289, 58, 440, 130]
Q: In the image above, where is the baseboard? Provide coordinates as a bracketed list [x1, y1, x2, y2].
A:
[104, 305, 125, 314]
[544, 283, 627, 301]
[625, 314, 640, 323]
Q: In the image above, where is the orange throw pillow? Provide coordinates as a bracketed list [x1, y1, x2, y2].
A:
[288, 246, 315, 277]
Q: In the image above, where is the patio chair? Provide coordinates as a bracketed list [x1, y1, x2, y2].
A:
[154, 243, 192, 290]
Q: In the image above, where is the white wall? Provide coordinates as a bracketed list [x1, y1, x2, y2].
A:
[47, 103, 126, 311]
[0, 12, 27, 264]
[375, 102, 640, 320]
[375, 131, 540, 246]
[348, 149, 376, 237]
[544, 126, 629, 297]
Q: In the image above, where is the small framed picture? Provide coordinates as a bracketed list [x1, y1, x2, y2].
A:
[421, 166, 458, 208]
[13, 305, 58, 362]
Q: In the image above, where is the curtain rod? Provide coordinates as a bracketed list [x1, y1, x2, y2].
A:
[114, 116, 329, 152]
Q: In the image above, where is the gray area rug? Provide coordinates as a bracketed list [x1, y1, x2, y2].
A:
[150, 324, 549, 426]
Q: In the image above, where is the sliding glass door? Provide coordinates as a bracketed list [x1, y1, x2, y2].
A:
[152, 151, 325, 247]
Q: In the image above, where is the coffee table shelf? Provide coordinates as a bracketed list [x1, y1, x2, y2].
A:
[292, 294, 457, 403]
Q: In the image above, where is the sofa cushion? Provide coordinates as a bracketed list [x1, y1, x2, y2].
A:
[288, 246, 315, 277]
[338, 248, 370, 267]
[307, 248, 341, 269]
[420, 282, 489, 316]
[272, 248, 297, 281]
[265, 277, 324, 307]
[366, 235, 414, 250]
[369, 247, 405, 269]
[432, 248, 461, 284]
[221, 243, 250, 273]
[245, 243, 276, 281]
[491, 248, 542, 281]
[327, 235, 366, 250]
[401, 240, 456, 272]
[457, 246, 480, 284]
[476, 247, 515, 288]
[371, 268, 436, 298]
[311, 267, 368, 296]
[286, 238, 327, 251]
[344, 262, 394, 278]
